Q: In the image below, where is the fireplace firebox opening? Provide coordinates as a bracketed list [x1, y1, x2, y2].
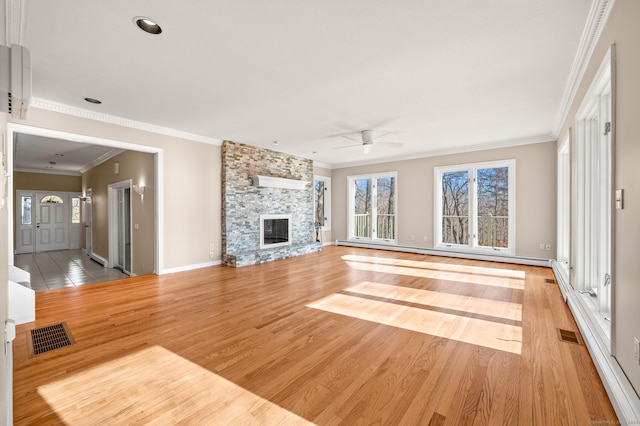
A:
[260, 214, 292, 249]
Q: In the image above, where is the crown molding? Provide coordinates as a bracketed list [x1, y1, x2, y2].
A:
[78, 148, 124, 174]
[552, 0, 616, 137]
[312, 160, 332, 170]
[30, 99, 223, 146]
[332, 134, 556, 169]
[14, 167, 81, 176]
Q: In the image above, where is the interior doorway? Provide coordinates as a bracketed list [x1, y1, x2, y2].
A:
[6, 122, 164, 274]
[108, 181, 133, 275]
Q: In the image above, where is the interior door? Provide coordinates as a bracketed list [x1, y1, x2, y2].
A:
[36, 192, 69, 252]
[84, 188, 93, 255]
[15, 191, 34, 254]
[115, 187, 132, 275]
[109, 182, 132, 275]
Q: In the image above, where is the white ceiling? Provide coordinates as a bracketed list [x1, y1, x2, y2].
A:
[8, 0, 593, 169]
[13, 134, 123, 174]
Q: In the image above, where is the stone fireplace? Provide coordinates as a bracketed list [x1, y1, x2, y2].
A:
[221, 141, 322, 267]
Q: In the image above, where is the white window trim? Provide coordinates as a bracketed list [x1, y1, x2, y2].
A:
[347, 171, 398, 244]
[314, 175, 331, 231]
[557, 132, 571, 280]
[573, 45, 613, 343]
[434, 159, 516, 255]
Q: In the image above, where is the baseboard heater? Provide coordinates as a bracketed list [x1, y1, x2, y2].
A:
[335, 240, 550, 267]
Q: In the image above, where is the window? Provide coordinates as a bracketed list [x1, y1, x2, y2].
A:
[557, 133, 571, 276]
[348, 172, 397, 243]
[21, 196, 32, 225]
[314, 175, 331, 231]
[435, 160, 515, 253]
[574, 47, 613, 337]
[40, 195, 64, 204]
[71, 197, 81, 224]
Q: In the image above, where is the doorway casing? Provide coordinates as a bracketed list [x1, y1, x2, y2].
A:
[5, 123, 164, 274]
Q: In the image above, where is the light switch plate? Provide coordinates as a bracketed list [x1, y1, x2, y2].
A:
[615, 189, 623, 210]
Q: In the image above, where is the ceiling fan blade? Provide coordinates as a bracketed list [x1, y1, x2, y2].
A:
[377, 142, 404, 148]
[340, 134, 362, 143]
[371, 132, 392, 141]
[333, 143, 362, 150]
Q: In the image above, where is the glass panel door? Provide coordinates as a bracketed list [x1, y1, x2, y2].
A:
[476, 167, 509, 248]
[441, 170, 469, 245]
[354, 178, 371, 238]
[376, 176, 395, 240]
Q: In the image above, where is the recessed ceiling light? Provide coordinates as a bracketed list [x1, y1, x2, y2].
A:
[84, 97, 102, 104]
[273, 141, 279, 146]
[134, 16, 162, 34]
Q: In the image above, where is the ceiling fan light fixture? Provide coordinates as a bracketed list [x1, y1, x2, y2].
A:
[134, 17, 162, 35]
[363, 144, 373, 154]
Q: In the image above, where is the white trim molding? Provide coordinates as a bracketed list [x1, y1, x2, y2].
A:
[163, 260, 222, 275]
[29, 99, 223, 146]
[553, 0, 616, 136]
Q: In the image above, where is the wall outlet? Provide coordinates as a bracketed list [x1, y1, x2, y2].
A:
[423, 236, 428, 242]
[209, 243, 215, 258]
[634, 337, 640, 365]
[545, 244, 552, 251]
[410, 235, 415, 241]
[539, 243, 545, 250]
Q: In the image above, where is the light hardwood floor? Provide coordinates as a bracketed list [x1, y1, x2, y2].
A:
[12, 246, 617, 425]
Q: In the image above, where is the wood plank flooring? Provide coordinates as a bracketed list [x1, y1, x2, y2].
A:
[12, 246, 617, 425]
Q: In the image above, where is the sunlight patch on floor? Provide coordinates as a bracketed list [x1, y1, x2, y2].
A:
[37, 345, 312, 425]
[343, 257, 525, 290]
[347, 281, 522, 322]
[308, 293, 522, 354]
[341, 254, 526, 279]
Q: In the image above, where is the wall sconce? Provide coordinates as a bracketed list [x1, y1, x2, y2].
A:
[132, 184, 145, 196]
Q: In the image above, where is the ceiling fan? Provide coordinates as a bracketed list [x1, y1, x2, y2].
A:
[333, 129, 404, 154]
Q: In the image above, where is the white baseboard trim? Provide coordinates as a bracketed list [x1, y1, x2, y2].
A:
[335, 240, 550, 267]
[551, 268, 640, 424]
[89, 252, 108, 267]
[162, 259, 221, 275]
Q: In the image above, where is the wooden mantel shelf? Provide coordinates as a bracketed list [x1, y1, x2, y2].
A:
[250, 175, 307, 190]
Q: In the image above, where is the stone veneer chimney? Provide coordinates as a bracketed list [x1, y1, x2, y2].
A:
[221, 140, 322, 267]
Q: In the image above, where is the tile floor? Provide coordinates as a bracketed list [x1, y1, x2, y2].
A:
[14, 249, 128, 292]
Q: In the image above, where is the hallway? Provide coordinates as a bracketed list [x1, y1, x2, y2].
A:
[14, 250, 128, 292]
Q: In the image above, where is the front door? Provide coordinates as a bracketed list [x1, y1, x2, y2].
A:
[35, 192, 69, 252]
